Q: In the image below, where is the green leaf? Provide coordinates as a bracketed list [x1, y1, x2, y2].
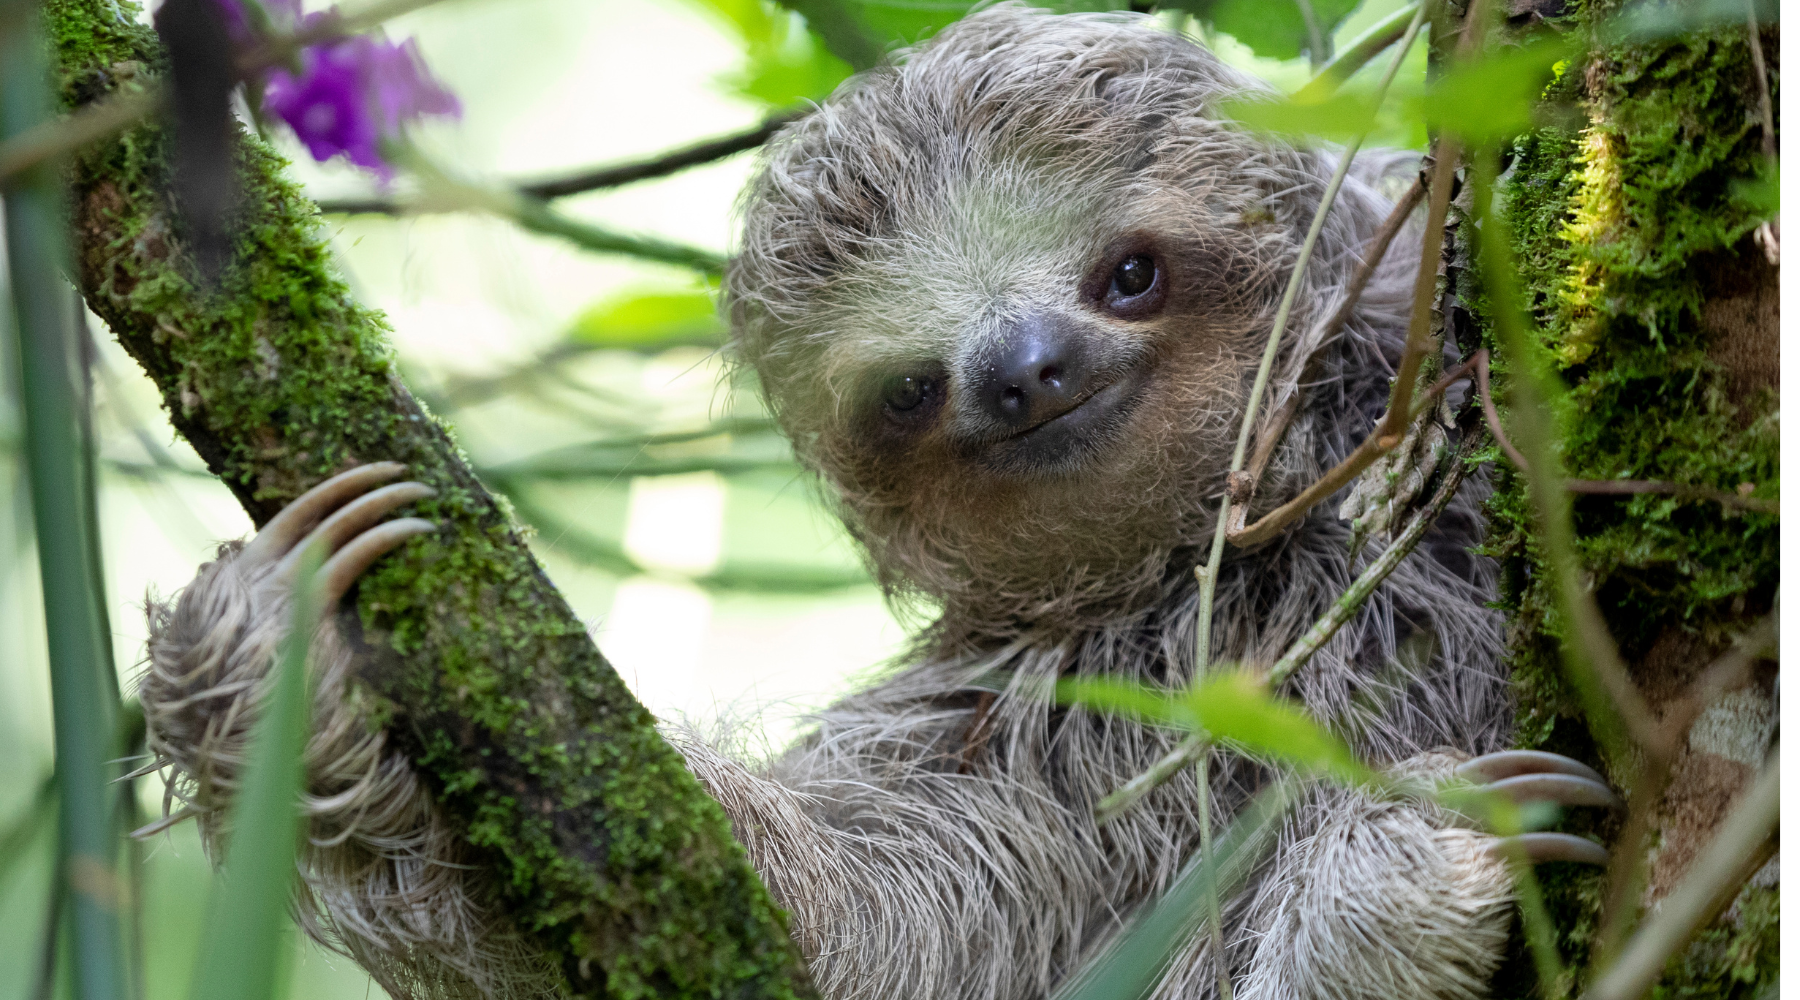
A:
[687, 0, 856, 104]
[1058, 677, 1203, 730]
[1221, 88, 1380, 141]
[1164, 0, 1361, 63]
[1406, 38, 1575, 142]
[1186, 672, 1374, 785]
[1058, 672, 1373, 786]
[845, 0, 976, 47]
[838, 0, 1129, 53]
[185, 551, 319, 1000]
[1053, 779, 1299, 1000]
[568, 287, 726, 351]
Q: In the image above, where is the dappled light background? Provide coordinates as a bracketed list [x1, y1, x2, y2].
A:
[0, 0, 1420, 994]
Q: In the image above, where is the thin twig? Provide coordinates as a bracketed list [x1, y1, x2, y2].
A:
[320, 112, 803, 213]
[1294, 1, 1421, 102]
[235, 0, 453, 75]
[1244, 173, 1427, 483]
[1466, 147, 1661, 778]
[1195, 748, 1231, 1000]
[1266, 424, 1478, 686]
[1101, 400, 1479, 819]
[1227, 342, 1475, 548]
[1583, 755, 1779, 1000]
[1593, 613, 1777, 964]
[1379, 136, 1460, 445]
[1743, 1, 1776, 164]
[1564, 479, 1777, 513]
[394, 155, 727, 271]
[1196, 1, 1429, 668]
[1096, 735, 1206, 825]
[522, 113, 799, 198]
[0, 88, 162, 187]
[1293, 0, 1329, 70]
[1475, 352, 1777, 514]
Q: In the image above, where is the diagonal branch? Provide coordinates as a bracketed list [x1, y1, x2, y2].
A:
[44, 0, 815, 994]
[317, 111, 805, 214]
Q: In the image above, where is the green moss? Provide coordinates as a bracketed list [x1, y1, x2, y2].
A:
[45, 0, 815, 995]
[1483, 5, 1779, 998]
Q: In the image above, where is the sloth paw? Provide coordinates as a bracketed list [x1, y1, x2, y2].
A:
[241, 462, 437, 615]
[1454, 750, 1618, 866]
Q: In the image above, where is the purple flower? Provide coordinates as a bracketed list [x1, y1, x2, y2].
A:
[209, 0, 461, 177]
[263, 33, 461, 177]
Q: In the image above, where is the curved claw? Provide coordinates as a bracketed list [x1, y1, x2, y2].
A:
[315, 518, 437, 611]
[1490, 832, 1609, 867]
[1456, 749, 1608, 787]
[271, 481, 437, 587]
[1485, 773, 1624, 810]
[241, 462, 407, 569]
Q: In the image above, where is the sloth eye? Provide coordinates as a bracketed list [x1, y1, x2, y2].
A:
[884, 374, 932, 412]
[1110, 255, 1156, 298]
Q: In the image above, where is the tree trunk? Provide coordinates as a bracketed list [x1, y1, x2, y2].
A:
[1489, 11, 1779, 997]
[43, 0, 816, 996]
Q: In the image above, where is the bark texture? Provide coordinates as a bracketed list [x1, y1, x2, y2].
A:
[1485, 4, 1779, 997]
[44, 0, 814, 996]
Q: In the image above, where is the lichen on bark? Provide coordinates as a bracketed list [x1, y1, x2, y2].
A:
[1481, 3, 1779, 997]
[43, 0, 816, 995]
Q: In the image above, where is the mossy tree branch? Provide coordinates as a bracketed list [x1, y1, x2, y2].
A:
[1484, 9, 1779, 999]
[42, 0, 816, 996]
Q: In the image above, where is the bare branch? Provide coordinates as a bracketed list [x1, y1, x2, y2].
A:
[1594, 613, 1777, 962]
[319, 112, 804, 213]
[1244, 173, 1428, 484]
[1227, 348, 1479, 548]
[1266, 425, 1479, 686]
[0, 88, 162, 187]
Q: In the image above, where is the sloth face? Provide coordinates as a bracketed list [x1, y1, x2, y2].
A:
[729, 8, 1298, 615]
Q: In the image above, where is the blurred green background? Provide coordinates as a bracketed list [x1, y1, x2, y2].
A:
[0, 0, 1421, 994]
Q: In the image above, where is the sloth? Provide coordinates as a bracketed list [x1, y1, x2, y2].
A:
[138, 7, 1619, 1000]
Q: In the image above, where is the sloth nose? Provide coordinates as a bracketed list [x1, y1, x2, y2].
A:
[974, 314, 1091, 431]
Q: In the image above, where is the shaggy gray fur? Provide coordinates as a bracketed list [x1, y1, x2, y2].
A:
[139, 8, 1517, 999]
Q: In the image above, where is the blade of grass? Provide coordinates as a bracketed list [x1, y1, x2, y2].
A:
[1051, 778, 1300, 1000]
[185, 547, 322, 1000]
[4, 8, 127, 996]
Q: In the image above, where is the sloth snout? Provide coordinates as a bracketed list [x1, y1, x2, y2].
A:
[974, 312, 1095, 432]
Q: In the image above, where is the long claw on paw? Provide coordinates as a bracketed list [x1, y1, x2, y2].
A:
[241, 463, 408, 568]
[315, 518, 437, 611]
[1456, 750, 1608, 787]
[1484, 773, 1623, 809]
[271, 481, 436, 585]
[1490, 832, 1609, 867]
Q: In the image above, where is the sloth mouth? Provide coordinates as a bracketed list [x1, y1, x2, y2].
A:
[978, 366, 1147, 476]
[1008, 379, 1123, 439]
